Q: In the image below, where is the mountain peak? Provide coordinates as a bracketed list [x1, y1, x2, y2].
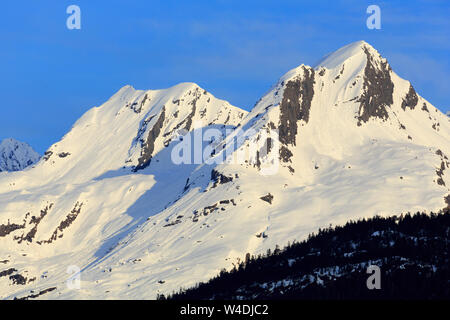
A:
[315, 40, 382, 70]
[0, 138, 40, 172]
[274, 41, 383, 90]
[110, 83, 205, 105]
[1, 137, 19, 145]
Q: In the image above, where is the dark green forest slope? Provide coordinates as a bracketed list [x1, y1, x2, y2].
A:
[161, 210, 450, 300]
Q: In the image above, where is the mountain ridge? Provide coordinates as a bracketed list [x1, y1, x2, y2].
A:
[0, 41, 449, 300]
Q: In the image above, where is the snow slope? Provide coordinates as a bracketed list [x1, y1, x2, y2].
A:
[0, 41, 449, 300]
[0, 138, 40, 172]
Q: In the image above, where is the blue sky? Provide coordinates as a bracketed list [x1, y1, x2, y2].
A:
[0, 0, 449, 153]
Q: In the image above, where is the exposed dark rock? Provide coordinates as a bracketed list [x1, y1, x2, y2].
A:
[203, 204, 218, 216]
[160, 89, 202, 147]
[163, 220, 182, 227]
[184, 88, 202, 132]
[279, 146, 293, 163]
[278, 67, 315, 148]
[263, 138, 273, 156]
[401, 84, 419, 110]
[436, 161, 447, 186]
[0, 220, 25, 238]
[277, 67, 315, 164]
[0, 268, 17, 278]
[422, 103, 429, 112]
[356, 47, 394, 125]
[38, 202, 83, 244]
[436, 150, 448, 160]
[43, 151, 53, 161]
[134, 107, 166, 171]
[256, 232, 268, 239]
[16, 203, 53, 244]
[334, 65, 344, 80]
[58, 152, 71, 158]
[0, 269, 33, 286]
[254, 150, 261, 170]
[433, 122, 441, 131]
[223, 113, 231, 125]
[9, 273, 27, 285]
[133, 94, 149, 113]
[260, 193, 274, 204]
[437, 177, 445, 186]
[211, 169, 233, 188]
[183, 178, 190, 192]
[268, 122, 277, 130]
[15, 287, 57, 300]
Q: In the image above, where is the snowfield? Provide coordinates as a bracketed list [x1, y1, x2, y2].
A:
[0, 41, 449, 299]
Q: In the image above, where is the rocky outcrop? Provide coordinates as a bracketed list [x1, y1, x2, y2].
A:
[357, 47, 394, 125]
[134, 107, 166, 171]
[401, 84, 419, 111]
[278, 67, 315, 147]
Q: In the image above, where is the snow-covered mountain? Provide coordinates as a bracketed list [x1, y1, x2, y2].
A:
[0, 41, 449, 300]
[0, 138, 40, 172]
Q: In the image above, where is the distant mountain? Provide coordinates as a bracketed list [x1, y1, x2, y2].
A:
[0, 138, 40, 172]
[0, 41, 449, 300]
[163, 210, 450, 300]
